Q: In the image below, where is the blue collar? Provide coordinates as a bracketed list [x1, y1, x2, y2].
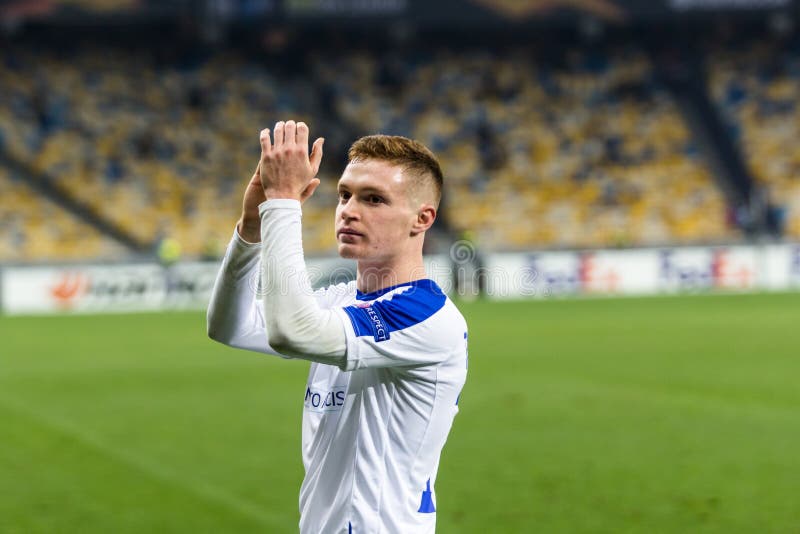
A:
[355, 278, 440, 301]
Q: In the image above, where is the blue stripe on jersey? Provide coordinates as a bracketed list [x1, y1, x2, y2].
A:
[418, 479, 436, 513]
[343, 279, 446, 342]
[355, 278, 446, 301]
[355, 280, 421, 301]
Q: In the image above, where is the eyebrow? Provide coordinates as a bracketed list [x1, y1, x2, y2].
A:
[337, 184, 390, 196]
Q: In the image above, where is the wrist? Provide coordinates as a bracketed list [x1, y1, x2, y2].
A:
[237, 217, 261, 244]
[263, 188, 302, 202]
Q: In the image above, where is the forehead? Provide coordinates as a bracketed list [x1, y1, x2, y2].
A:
[338, 160, 408, 194]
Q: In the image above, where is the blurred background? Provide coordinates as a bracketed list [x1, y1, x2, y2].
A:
[1, 1, 799, 533]
[1, 0, 799, 265]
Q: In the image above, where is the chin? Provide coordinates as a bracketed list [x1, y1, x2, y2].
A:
[337, 244, 360, 259]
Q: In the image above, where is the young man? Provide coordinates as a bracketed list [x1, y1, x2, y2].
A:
[207, 120, 468, 533]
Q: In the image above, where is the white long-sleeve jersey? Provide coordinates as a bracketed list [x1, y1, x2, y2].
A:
[207, 200, 468, 534]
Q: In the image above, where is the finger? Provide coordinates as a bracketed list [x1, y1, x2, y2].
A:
[284, 120, 296, 146]
[274, 121, 285, 147]
[253, 161, 264, 188]
[259, 128, 271, 155]
[301, 178, 321, 202]
[309, 138, 325, 176]
[296, 122, 309, 150]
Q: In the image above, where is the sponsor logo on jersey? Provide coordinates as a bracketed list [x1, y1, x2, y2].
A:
[304, 385, 347, 413]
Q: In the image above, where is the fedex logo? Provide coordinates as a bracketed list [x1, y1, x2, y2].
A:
[524, 252, 619, 296]
[578, 253, 620, 293]
[524, 254, 580, 296]
[715, 249, 755, 288]
[660, 249, 754, 290]
[659, 250, 713, 289]
[304, 386, 347, 413]
[791, 246, 800, 279]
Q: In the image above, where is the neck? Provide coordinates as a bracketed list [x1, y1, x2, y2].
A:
[356, 256, 427, 294]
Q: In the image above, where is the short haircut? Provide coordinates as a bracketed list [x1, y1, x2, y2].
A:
[348, 135, 443, 206]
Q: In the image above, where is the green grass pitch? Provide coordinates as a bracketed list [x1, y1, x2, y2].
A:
[2, 293, 799, 533]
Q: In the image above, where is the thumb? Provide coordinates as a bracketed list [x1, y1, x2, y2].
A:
[301, 178, 321, 202]
[309, 137, 325, 176]
[248, 162, 261, 187]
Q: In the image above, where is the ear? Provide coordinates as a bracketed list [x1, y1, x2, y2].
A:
[410, 204, 436, 236]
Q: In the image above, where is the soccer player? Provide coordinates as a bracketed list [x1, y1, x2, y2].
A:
[207, 120, 468, 533]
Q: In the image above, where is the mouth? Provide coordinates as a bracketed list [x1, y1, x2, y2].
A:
[337, 228, 364, 243]
[337, 228, 363, 238]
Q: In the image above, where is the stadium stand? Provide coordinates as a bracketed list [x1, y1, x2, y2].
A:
[0, 165, 126, 261]
[312, 44, 736, 249]
[708, 35, 800, 238]
[0, 46, 338, 260]
[1, 39, 741, 261]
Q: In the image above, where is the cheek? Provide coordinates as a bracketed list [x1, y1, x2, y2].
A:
[388, 214, 414, 240]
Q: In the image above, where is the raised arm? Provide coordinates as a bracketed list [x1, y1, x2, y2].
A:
[256, 120, 347, 366]
[206, 229, 280, 354]
[206, 162, 282, 354]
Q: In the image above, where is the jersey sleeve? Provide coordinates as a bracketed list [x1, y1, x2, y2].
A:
[206, 228, 331, 357]
[333, 286, 465, 371]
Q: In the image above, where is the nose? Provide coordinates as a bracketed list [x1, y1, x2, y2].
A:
[339, 196, 359, 222]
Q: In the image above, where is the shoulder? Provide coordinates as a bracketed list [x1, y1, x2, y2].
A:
[315, 280, 357, 307]
[345, 280, 466, 347]
[420, 296, 468, 353]
[363, 279, 448, 327]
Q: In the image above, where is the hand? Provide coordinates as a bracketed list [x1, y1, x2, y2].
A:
[236, 163, 266, 243]
[236, 121, 324, 243]
[259, 120, 324, 202]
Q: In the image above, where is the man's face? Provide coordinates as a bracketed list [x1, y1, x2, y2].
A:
[335, 160, 419, 262]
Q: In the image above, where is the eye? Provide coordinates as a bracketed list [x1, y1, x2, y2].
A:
[338, 191, 351, 202]
[367, 194, 384, 205]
